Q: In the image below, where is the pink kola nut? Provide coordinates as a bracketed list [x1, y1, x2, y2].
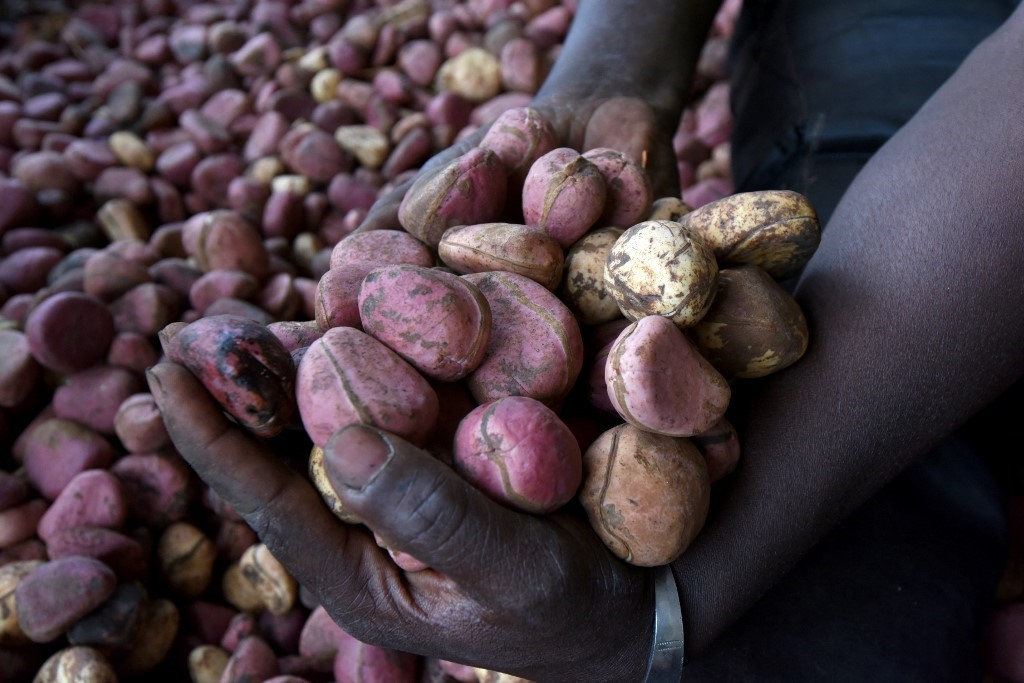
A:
[358, 265, 492, 381]
[454, 396, 582, 514]
[397, 146, 508, 247]
[299, 605, 348, 661]
[14, 556, 118, 643]
[37, 470, 128, 543]
[165, 314, 297, 438]
[52, 365, 146, 436]
[582, 147, 654, 228]
[606, 315, 731, 437]
[221, 635, 281, 681]
[477, 106, 557, 178]
[296, 326, 440, 448]
[315, 265, 367, 331]
[329, 230, 435, 272]
[464, 271, 584, 409]
[0, 499, 47, 548]
[23, 419, 115, 500]
[111, 454, 193, 528]
[693, 417, 741, 483]
[334, 633, 419, 683]
[44, 527, 148, 581]
[0, 330, 40, 408]
[24, 291, 115, 374]
[521, 147, 607, 248]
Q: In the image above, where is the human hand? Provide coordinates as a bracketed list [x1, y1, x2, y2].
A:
[146, 360, 656, 682]
[356, 95, 679, 234]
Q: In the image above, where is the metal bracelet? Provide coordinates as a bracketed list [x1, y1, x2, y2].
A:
[642, 564, 685, 682]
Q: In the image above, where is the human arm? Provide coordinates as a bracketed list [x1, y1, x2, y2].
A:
[671, 4, 1024, 653]
[356, 0, 724, 231]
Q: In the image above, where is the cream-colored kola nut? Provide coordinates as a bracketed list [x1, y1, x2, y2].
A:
[248, 156, 285, 184]
[604, 219, 718, 327]
[309, 444, 362, 524]
[679, 189, 821, 280]
[271, 174, 311, 197]
[311, 68, 342, 103]
[435, 47, 502, 103]
[646, 196, 694, 222]
[473, 669, 537, 683]
[221, 562, 264, 613]
[239, 543, 298, 615]
[157, 522, 217, 598]
[188, 645, 230, 683]
[33, 647, 118, 683]
[334, 125, 391, 170]
[0, 560, 42, 646]
[108, 131, 155, 171]
[561, 226, 625, 325]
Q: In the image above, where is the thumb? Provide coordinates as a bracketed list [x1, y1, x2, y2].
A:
[323, 424, 534, 598]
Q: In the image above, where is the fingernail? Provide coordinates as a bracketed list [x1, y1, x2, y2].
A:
[145, 366, 164, 398]
[325, 424, 394, 491]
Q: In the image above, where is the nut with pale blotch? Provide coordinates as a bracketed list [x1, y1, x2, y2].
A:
[109, 131, 154, 172]
[580, 424, 710, 566]
[689, 265, 809, 378]
[439, 222, 564, 290]
[0, 560, 42, 646]
[33, 646, 118, 683]
[335, 125, 391, 170]
[309, 444, 362, 524]
[679, 189, 820, 280]
[646, 196, 693, 222]
[188, 645, 231, 683]
[157, 522, 217, 598]
[97, 199, 150, 242]
[248, 157, 285, 184]
[239, 543, 298, 615]
[560, 226, 624, 325]
[271, 174, 311, 197]
[222, 562, 265, 613]
[311, 68, 342, 103]
[604, 220, 718, 327]
[436, 47, 502, 103]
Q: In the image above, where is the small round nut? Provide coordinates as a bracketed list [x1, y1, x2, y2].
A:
[604, 219, 718, 327]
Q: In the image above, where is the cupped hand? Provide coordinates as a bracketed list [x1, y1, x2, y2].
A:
[147, 361, 655, 683]
[356, 95, 680, 234]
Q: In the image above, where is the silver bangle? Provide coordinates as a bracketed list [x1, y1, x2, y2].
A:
[642, 565, 685, 682]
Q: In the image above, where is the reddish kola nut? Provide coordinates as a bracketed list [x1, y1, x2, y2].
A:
[605, 315, 731, 437]
[296, 326, 440, 448]
[521, 147, 607, 248]
[164, 315, 298, 438]
[397, 146, 508, 247]
[358, 265, 492, 381]
[453, 395, 583, 513]
[582, 147, 654, 228]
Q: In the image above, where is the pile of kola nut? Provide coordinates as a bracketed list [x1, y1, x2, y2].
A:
[0, 0, 845, 682]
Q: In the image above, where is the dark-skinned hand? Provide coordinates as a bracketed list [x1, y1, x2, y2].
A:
[356, 95, 680, 234]
[146, 360, 656, 683]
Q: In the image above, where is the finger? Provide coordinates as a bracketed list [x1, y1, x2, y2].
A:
[354, 134, 487, 234]
[582, 97, 681, 198]
[145, 362, 397, 606]
[323, 423, 553, 606]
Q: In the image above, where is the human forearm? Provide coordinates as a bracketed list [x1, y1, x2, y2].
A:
[537, 0, 723, 125]
[673, 7, 1024, 655]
